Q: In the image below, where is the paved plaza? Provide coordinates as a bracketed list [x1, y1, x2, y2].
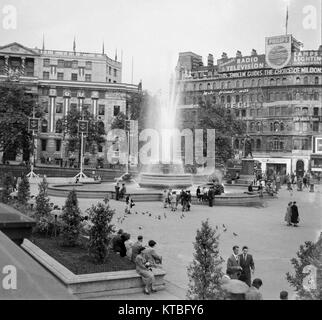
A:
[30, 182, 322, 300]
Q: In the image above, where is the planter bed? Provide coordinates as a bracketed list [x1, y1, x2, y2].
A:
[22, 237, 166, 299]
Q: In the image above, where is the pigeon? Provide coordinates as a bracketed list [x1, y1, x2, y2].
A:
[223, 227, 227, 232]
[215, 225, 218, 230]
[233, 232, 238, 237]
[138, 226, 143, 230]
[135, 211, 138, 215]
[158, 215, 161, 220]
[142, 212, 145, 215]
[149, 213, 152, 217]
[222, 224, 226, 229]
[163, 212, 167, 219]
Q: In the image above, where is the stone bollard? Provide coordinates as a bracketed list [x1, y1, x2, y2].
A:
[310, 184, 314, 193]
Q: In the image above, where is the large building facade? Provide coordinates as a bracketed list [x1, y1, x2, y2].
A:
[0, 42, 141, 167]
[175, 35, 322, 178]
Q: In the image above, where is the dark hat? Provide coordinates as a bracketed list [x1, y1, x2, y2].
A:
[148, 240, 157, 247]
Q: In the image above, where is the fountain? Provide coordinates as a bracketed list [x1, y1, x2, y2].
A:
[138, 77, 192, 189]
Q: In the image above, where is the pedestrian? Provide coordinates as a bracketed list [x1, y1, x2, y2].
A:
[245, 278, 263, 300]
[135, 247, 157, 295]
[142, 240, 162, 268]
[125, 194, 135, 214]
[276, 174, 281, 192]
[115, 182, 120, 201]
[284, 202, 292, 226]
[131, 235, 144, 262]
[196, 186, 201, 202]
[226, 245, 243, 279]
[120, 183, 126, 199]
[208, 187, 215, 207]
[280, 291, 288, 300]
[239, 246, 255, 287]
[170, 191, 177, 211]
[290, 201, 300, 227]
[162, 189, 168, 208]
[186, 190, 191, 211]
[291, 172, 295, 184]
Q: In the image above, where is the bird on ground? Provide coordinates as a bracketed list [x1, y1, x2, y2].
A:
[138, 226, 143, 230]
[233, 232, 238, 237]
[163, 212, 167, 219]
[149, 213, 152, 217]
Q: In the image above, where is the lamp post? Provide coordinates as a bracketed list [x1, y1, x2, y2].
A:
[27, 105, 40, 179]
[74, 116, 88, 181]
[125, 120, 131, 174]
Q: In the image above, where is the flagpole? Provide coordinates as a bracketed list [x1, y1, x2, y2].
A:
[285, 4, 289, 35]
[131, 56, 134, 84]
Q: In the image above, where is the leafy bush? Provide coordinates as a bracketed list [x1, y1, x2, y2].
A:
[187, 220, 225, 300]
[87, 202, 115, 263]
[17, 175, 30, 205]
[1, 174, 14, 203]
[60, 189, 82, 246]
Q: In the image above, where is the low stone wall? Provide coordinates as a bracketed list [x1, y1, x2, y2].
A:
[22, 239, 166, 299]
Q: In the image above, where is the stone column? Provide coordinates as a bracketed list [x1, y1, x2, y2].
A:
[21, 57, 26, 75]
[77, 90, 85, 113]
[63, 90, 71, 116]
[49, 89, 57, 133]
[91, 91, 99, 117]
[4, 55, 9, 74]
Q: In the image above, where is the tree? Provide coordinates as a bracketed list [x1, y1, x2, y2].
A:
[0, 81, 40, 163]
[60, 189, 82, 246]
[62, 108, 106, 161]
[17, 175, 30, 205]
[286, 241, 322, 300]
[1, 174, 14, 203]
[111, 111, 127, 130]
[34, 177, 52, 230]
[187, 220, 225, 300]
[197, 100, 246, 166]
[87, 202, 115, 263]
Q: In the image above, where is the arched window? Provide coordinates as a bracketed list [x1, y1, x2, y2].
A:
[234, 139, 239, 149]
[303, 92, 308, 100]
[280, 123, 285, 131]
[274, 122, 280, 132]
[258, 79, 262, 87]
[295, 92, 300, 100]
[251, 79, 255, 87]
[41, 119, 48, 133]
[227, 81, 231, 89]
[296, 77, 301, 84]
[275, 92, 280, 101]
[213, 82, 216, 90]
[55, 119, 63, 133]
[314, 92, 319, 101]
[256, 139, 261, 150]
[207, 83, 211, 90]
[199, 83, 203, 91]
[282, 78, 287, 85]
[227, 95, 231, 103]
[315, 77, 319, 85]
[242, 80, 246, 88]
[193, 83, 196, 91]
[303, 76, 309, 85]
[250, 122, 255, 132]
[270, 123, 274, 132]
[221, 96, 225, 104]
[256, 122, 261, 132]
[236, 80, 240, 88]
[276, 78, 281, 86]
[221, 82, 225, 89]
[235, 95, 240, 103]
[270, 78, 275, 86]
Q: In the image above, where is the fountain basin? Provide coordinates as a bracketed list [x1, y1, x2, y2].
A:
[138, 173, 192, 189]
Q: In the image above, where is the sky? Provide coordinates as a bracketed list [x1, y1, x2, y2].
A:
[0, 0, 321, 93]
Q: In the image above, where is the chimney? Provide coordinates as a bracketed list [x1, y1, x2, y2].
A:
[318, 45, 322, 52]
[221, 52, 228, 59]
[208, 54, 214, 67]
[236, 50, 242, 58]
[251, 49, 257, 56]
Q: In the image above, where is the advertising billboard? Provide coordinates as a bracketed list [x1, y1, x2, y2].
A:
[265, 35, 292, 69]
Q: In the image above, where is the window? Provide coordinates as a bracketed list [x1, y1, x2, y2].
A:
[314, 92, 319, 101]
[227, 95, 231, 103]
[113, 105, 120, 116]
[250, 122, 255, 132]
[314, 107, 319, 116]
[57, 60, 64, 68]
[114, 69, 117, 77]
[296, 77, 301, 84]
[50, 65, 57, 76]
[269, 107, 274, 116]
[109, 66, 111, 75]
[207, 83, 211, 90]
[221, 96, 225, 104]
[235, 95, 240, 103]
[72, 60, 78, 69]
[43, 101, 49, 113]
[199, 83, 203, 91]
[56, 103, 63, 114]
[270, 123, 274, 131]
[275, 107, 281, 116]
[85, 74, 92, 82]
[281, 107, 288, 116]
[227, 81, 231, 89]
[280, 123, 285, 131]
[315, 77, 319, 85]
[241, 110, 246, 117]
[293, 139, 301, 150]
[71, 73, 78, 81]
[57, 72, 64, 81]
[98, 105, 105, 115]
[56, 140, 61, 152]
[274, 122, 280, 132]
[251, 79, 255, 87]
[70, 103, 77, 112]
[313, 122, 319, 132]
[236, 80, 240, 88]
[85, 61, 92, 70]
[276, 78, 281, 86]
[256, 139, 261, 150]
[302, 107, 309, 116]
[64, 61, 72, 68]
[256, 122, 261, 132]
[270, 78, 275, 86]
[99, 91, 105, 99]
[41, 139, 47, 151]
[98, 144, 103, 153]
[43, 72, 49, 80]
[282, 78, 287, 85]
[43, 59, 50, 67]
[294, 122, 300, 132]
[41, 120, 48, 133]
[303, 76, 309, 85]
[55, 119, 63, 133]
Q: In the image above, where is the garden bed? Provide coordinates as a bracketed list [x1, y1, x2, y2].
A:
[30, 235, 135, 275]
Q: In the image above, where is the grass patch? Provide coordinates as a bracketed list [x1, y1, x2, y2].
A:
[31, 235, 135, 275]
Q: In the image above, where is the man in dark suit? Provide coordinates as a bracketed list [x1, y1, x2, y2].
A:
[239, 246, 255, 287]
[226, 245, 243, 279]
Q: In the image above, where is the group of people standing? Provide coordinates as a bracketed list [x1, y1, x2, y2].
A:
[114, 182, 127, 201]
[163, 189, 192, 212]
[284, 202, 300, 227]
[196, 186, 216, 207]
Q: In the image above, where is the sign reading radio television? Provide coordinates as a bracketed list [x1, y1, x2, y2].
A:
[218, 55, 266, 73]
[265, 35, 292, 69]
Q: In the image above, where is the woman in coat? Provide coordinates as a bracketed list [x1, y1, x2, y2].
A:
[135, 246, 156, 294]
[284, 202, 292, 226]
